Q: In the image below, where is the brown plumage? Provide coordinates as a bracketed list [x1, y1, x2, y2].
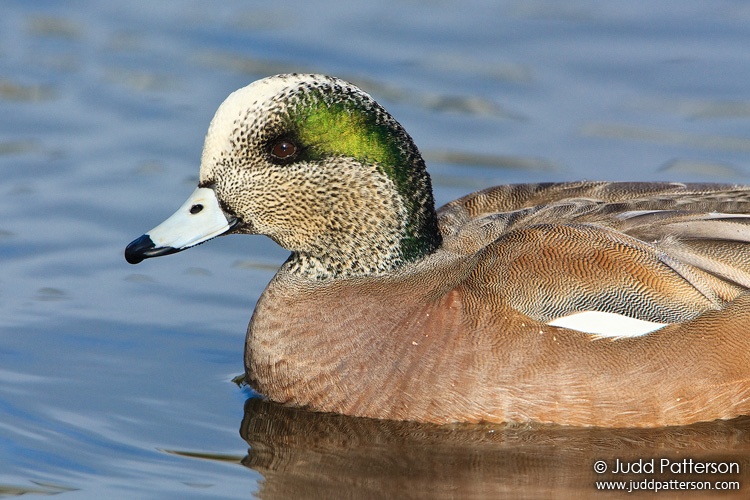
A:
[125, 75, 750, 427]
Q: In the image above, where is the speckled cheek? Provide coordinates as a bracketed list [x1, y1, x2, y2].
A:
[208, 166, 283, 240]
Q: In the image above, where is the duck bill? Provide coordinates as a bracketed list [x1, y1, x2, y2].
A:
[125, 187, 236, 264]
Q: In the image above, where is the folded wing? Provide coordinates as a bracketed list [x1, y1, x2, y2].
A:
[441, 182, 750, 332]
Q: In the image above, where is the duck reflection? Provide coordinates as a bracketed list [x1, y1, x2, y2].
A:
[239, 397, 750, 499]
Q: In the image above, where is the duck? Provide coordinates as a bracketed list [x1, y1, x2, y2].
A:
[125, 73, 750, 427]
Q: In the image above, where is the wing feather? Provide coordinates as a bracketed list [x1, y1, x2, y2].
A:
[443, 183, 750, 327]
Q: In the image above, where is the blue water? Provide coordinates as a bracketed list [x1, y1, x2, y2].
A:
[2, 1, 750, 498]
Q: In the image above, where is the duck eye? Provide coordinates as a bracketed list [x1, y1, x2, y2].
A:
[270, 140, 298, 160]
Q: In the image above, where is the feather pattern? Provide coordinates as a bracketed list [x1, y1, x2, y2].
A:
[126, 75, 750, 426]
[440, 182, 750, 325]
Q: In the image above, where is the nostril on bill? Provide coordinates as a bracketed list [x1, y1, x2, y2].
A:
[190, 204, 204, 214]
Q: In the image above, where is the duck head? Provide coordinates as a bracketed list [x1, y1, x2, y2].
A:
[125, 74, 441, 279]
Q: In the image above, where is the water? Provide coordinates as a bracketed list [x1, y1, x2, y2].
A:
[1, 0, 750, 498]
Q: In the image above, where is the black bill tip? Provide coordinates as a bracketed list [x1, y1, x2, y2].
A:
[125, 234, 180, 264]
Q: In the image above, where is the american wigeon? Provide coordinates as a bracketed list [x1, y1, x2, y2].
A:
[126, 74, 750, 427]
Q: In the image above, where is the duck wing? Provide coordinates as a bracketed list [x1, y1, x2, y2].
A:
[440, 182, 750, 333]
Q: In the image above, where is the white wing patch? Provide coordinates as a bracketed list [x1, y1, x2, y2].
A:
[546, 311, 669, 337]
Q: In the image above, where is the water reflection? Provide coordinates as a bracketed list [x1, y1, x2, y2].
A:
[238, 398, 750, 499]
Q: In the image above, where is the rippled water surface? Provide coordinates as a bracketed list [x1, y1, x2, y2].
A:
[2, 1, 750, 498]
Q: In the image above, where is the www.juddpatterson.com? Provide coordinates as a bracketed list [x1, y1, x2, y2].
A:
[593, 459, 741, 493]
[595, 478, 740, 493]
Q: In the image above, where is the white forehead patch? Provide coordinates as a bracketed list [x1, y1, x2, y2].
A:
[219, 74, 307, 112]
[546, 311, 669, 337]
[208, 73, 350, 132]
[204, 75, 307, 145]
[199, 74, 357, 181]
